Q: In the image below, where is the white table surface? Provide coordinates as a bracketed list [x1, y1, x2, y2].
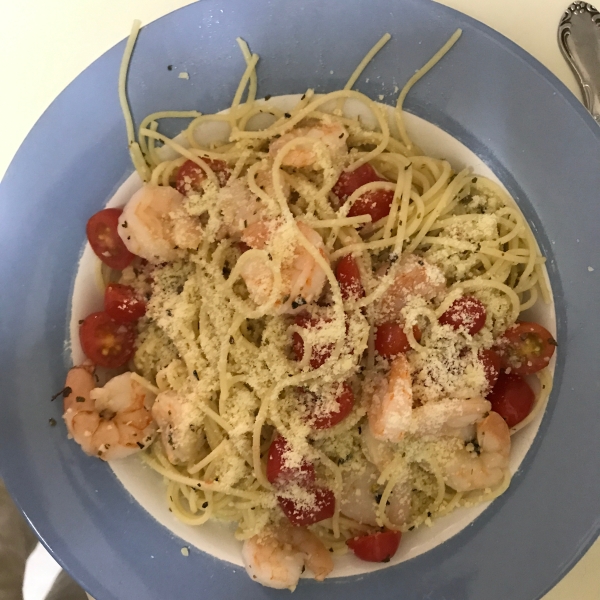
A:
[0, 1, 598, 598]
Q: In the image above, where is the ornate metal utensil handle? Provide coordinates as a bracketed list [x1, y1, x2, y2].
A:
[559, 2, 600, 123]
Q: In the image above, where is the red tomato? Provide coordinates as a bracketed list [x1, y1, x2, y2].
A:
[86, 208, 135, 270]
[346, 530, 402, 562]
[335, 254, 365, 301]
[104, 283, 146, 323]
[79, 312, 136, 368]
[478, 348, 501, 393]
[332, 163, 394, 224]
[278, 487, 335, 526]
[332, 163, 382, 200]
[499, 321, 557, 375]
[266, 436, 315, 486]
[488, 372, 535, 428]
[291, 312, 333, 369]
[175, 158, 230, 194]
[308, 383, 355, 429]
[439, 296, 486, 335]
[375, 322, 422, 358]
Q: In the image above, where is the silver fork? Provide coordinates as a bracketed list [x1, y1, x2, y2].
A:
[558, 2, 600, 123]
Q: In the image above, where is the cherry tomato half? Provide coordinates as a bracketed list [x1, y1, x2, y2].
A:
[175, 158, 230, 195]
[499, 321, 557, 375]
[308, 383, 355, 430]
[266, 436, 316, 486]
[79, 311, 136, 368]
[335, 254, 365, 301]
[278, 487, 336, 526]
[86, 208, 135, 270]
[291, 312, 334, 369]
[439, 296, 486, 335]
[478, 348, 501, 393]
[332, 163, 394, 224]
[375, 322, 422, 359]
[104, 283, 146, 323]
[346, 530, 402, 562]
[488, 371, 535, 428]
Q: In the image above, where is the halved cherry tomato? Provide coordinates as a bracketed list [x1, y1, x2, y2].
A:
[291, 312, 333, 369]
[488, 371, 535, 428]
[86, 208, 135, 270]
[266, 436, 315, 486]
[499, 321, 557, 375]
[306, 383, 355, 429]
[79, 312, 136, 368]
[278, 487, 336, 526]
[439, 296, 486, 335]
[175, 158, 230, 195]
[346, 530, 402, 562]
[375, 322, 422, 358]
[478, 348, 501, 393]
[332, 163, 394, 224]
[335, 254, 365, 301]
[104, 283, 146, 323]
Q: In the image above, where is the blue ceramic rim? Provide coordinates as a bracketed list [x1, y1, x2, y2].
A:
[0, 1, 599, 599]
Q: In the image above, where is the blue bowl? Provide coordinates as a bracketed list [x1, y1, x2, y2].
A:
[1, 1, 599, 599]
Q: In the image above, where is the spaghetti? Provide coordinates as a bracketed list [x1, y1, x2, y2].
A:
[69, 23, 555, 589]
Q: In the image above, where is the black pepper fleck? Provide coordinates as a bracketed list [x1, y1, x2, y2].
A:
[49, 418, 57, 427]
[168, 65, 173, 71]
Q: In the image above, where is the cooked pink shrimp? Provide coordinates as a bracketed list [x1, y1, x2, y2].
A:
[374, 255, 446, 323]
[368, 353, 413, 442]
[242, 523, 334, 590]
[151, 390, 205, 465]
[442, 411, 510, 492]
[63, 365, 157, 460]
[255, 166, 291, 200]
[118, 183, 203, 263]
[410, 398, 491, 438]
[239, 220, 328, 313]
[269, 122, 348, 168]
[216, 179, 267, 238]
[340, 463, 410, 528]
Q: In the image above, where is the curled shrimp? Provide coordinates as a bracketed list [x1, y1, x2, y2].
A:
[368, 350, 490, 444]
[118, 183, 203, 263]
[242, 523, 334, 590]
[216, 179, 267, 239]
[368, 353, 413, 443]
[375, 255, 446, 323]
[340, 462, 410, 528]
[151, 390, 205, 465]
[239, 219, 329, 313]
[63, 365, 157, 460]
[269, 121, 348, 168]
[442, 411, 511, 492]
[410, 397, 491, 438]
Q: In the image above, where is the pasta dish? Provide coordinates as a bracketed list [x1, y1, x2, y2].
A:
[62, 23, 556, 589]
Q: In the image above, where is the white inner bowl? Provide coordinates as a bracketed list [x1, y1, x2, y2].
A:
[69, 96, 556, 577]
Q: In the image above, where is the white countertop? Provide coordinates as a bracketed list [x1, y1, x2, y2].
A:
[0, 1, 598, 598]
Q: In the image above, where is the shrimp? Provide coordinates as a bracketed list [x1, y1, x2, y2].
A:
[118, 183, 203, 263]
[216, 179, 267, 239]
[374, 254, 446, 323]
[151, 390, 205, 465]
[410, 397, 491, 438]
[368, 353, 413, 442]
[63, 366, 157, 460]
[368, 350, 490, 443]
[255, 166, 291, 200]
[242, 523, 333, 590]
[239, 220, 329, 313]
[442, 411, 511, 492]
[340, 462, 410, 528]
[269, 122, 348, 168]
